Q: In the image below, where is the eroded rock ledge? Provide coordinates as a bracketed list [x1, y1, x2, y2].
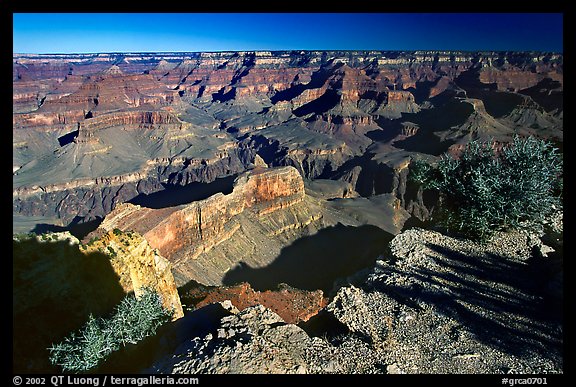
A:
[92, 165, 303, 257]
[13, 230, 183, 372]
[149, 303, 333, 374]
[88, 166, 317, 285]
[182, 282, 327, 324]
[150, 226, 562, 374]
[324, 227, 562, 373]
[83, 229, 184, 320]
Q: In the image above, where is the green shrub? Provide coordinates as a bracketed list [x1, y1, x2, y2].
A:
[409, 136, 562, 240]
[87, 237, 98, 246]
[13, 233, 34, 241]
[48, 288, 173, 372]
[106, 246, 117, 257]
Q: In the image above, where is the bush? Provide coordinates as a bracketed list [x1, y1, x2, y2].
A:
[106, 246, 117, 257]
[87, 237, 98, 246]
[13, 233, 34, 241]
[48, 288, 173, 372]
[409, 136, 562, 240]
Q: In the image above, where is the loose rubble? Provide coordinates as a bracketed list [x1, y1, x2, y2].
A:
[151, 225, 562, 374]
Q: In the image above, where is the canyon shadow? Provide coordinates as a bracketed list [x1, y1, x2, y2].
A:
[129, 174, 237, 209]
[13, 237, 126, 373]
[223, 223, 394, 295]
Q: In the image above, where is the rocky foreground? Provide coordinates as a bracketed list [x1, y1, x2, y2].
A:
[150, 225, 562, 374]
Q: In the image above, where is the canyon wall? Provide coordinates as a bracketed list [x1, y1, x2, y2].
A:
[13, 144, 258, 223]
[83, 230, 184, 319]
[14, 50, 563, 232]
[13, 230, 183, 372]
[88, 166, 318, 285]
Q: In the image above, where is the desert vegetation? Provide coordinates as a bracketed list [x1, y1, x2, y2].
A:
[409, 135, 562, 240]
[48, 288, 173, 372]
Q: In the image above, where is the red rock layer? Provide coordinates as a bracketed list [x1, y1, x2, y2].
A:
[479, 68, 543, 92]
[335, 66, 379, 103]
[13, 111, 85, 131]
[80, 110, 182, 131]
[41, 73, 178, 112]
[92, 166, 305, 262]
[183, 282, 328, 324]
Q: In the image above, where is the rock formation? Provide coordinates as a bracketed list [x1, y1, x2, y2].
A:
[13, 50, 563, 234]
[325, 227, 563, 373]
[182, 282, 327, 324]
[86, 166, 315, 284]
[82, 229, 184, 320]
[85, 165, 404, 288]
[149, 304, 330, 374]
[148, 223, 562, 374]
[13, 230, 183, 372]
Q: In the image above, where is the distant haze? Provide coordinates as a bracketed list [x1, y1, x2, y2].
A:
[13, 13, 563, 54]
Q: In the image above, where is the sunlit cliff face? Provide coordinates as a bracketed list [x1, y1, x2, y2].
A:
[13, 51, 562, 233]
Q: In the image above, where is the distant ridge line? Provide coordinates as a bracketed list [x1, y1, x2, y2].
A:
[13, 49, 563, 58]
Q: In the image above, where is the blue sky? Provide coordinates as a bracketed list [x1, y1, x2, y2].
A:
[13, 13, 563, 54]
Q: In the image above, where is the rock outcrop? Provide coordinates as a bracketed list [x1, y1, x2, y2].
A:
[182, 282, 327, 324]
[86, 165, 406, 289]
[149, 304, 328, 374]
[13, 230, 183, 372]
[87, 166, 321, 285]
[148, 225, 562, 374]
[325, 227, 563, 373]
[82, 229, 184, 320]
[91, 166, 303, 256]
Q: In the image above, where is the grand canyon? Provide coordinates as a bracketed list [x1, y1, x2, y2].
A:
[13, 50, 563, 374]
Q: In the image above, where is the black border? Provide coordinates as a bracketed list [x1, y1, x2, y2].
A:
[8, 4, 571, 381]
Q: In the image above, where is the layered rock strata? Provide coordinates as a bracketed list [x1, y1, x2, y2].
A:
[88, 166, 318, 285]
[13, 145, 258, 223]
[13, 230, 183, 373]
[83, 229, 184, 320]
[13, 50, 563, 238]
[92, 166, 303, 256]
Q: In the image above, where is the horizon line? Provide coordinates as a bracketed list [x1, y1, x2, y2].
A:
[13, 49, 564, 56]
